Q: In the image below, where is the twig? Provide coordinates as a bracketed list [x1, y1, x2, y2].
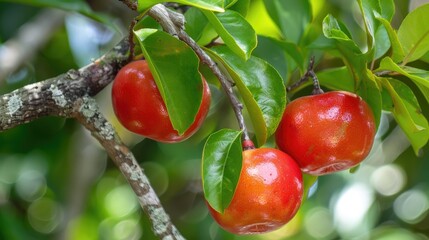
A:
[147, 4, 252, 143]
[287, 56, 324, 95]
[0, 9, 66, 83]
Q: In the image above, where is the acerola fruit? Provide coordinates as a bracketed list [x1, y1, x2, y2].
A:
[111, 60, 211, 143]
[207, 146, 303, 235]
[275, 91, 376, 175]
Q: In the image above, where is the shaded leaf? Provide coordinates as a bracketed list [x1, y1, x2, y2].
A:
[263, 0, 311, 43]
[202, 129, 243, 213]
[374, 12, 405, 62]
[134, 29, 203, 135]
[379, 77, 429, 155]
[318, 67, 355, 92]
[358, 71, 382, 129]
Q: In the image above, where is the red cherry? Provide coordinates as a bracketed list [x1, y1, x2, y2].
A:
[111, 60, 211, 143]
[275, 91, 376, 175]
[207, 147, 303, 235]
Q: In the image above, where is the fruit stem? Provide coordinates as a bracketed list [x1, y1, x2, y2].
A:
[242, 140, 255, 150]
[287, 56, 324, 95]
[127, 19, 137, 62]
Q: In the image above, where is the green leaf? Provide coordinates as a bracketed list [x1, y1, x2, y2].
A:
[378, 57, 429, 104]
[358, 71, 383, 129]
[379, 77, 429, 155]
[1, 0, 118, 31]
[184, 7, 209, 42]
[357, 0, 395, 58]
[202, 129, 243, 213]
[317, 67, 355, 92]
[303, 174, 317, 200]
[398, 4, 429, 63]
[228, 0, 250, 16]
[322, 15, 367, 90]
[138, 0, 224, 12]
[374, 13, 405, 62]
[252, 36, 304, 80]
[134, 29, 203, 135]
[207, 46, 286, 146]
[202, 9, 257, 60]
[263, 0, 311, 43]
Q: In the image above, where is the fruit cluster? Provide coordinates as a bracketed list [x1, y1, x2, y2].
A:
[111, 60, 376, 235]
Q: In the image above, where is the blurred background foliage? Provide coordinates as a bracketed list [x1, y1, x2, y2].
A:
[0, 0, 429, 239]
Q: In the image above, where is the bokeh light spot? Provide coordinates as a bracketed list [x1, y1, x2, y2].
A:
[394, 189, 429, 224]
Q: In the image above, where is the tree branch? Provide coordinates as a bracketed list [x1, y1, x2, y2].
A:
[147, 4, 252, 143]
[0, 37, 184, 239]
[0, 38, 128, 131]
[73, 97, 184, 240]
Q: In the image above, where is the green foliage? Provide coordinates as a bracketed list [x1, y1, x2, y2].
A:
[137, 0, 224, 12]
[202, 9, 257, 60]
[2, 0, 429, 239]
[263, 0, 312, 44]
[202, 129, 242, 213]
[0, 0, 119, 31]
[207, 46, 286, 146]
[398, 4, 429, 64]
[133, 29, 203, 135]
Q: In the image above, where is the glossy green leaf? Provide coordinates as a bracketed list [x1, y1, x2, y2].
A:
[398, 4, 429, 63]
[202, 9, 257, 60]
[202, 129, 243, 213]
[1, 0, 118, 31]
[322, 15, 367, 89]
[263, 0, 311, 43]
[134, 29, 203, 135]
[374, 13, 405, 62]
[207, 46, 286, 146]
[378, 57, 429, 104]
[379, 77, 429, 155]
[137, 0, 224, 12]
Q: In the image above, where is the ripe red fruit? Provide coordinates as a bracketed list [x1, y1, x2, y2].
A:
[207, 147, 303, 235]
[111, 60, 211, 143]
[275, 91, 376, 175]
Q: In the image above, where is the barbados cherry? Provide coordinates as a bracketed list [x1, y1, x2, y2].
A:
[275, 91, 376, 175]
[111, 60, 211, 143]
[207, 142, 303, 235]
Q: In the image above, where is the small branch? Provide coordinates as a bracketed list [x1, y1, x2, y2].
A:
[73, 97, 185, 240]
[374, 70, 398, 77]
[147, 4, 251, 142]
[0, 9, 66, 83]
[118, 0, 138, 10]
[287, 56, 324, 95]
